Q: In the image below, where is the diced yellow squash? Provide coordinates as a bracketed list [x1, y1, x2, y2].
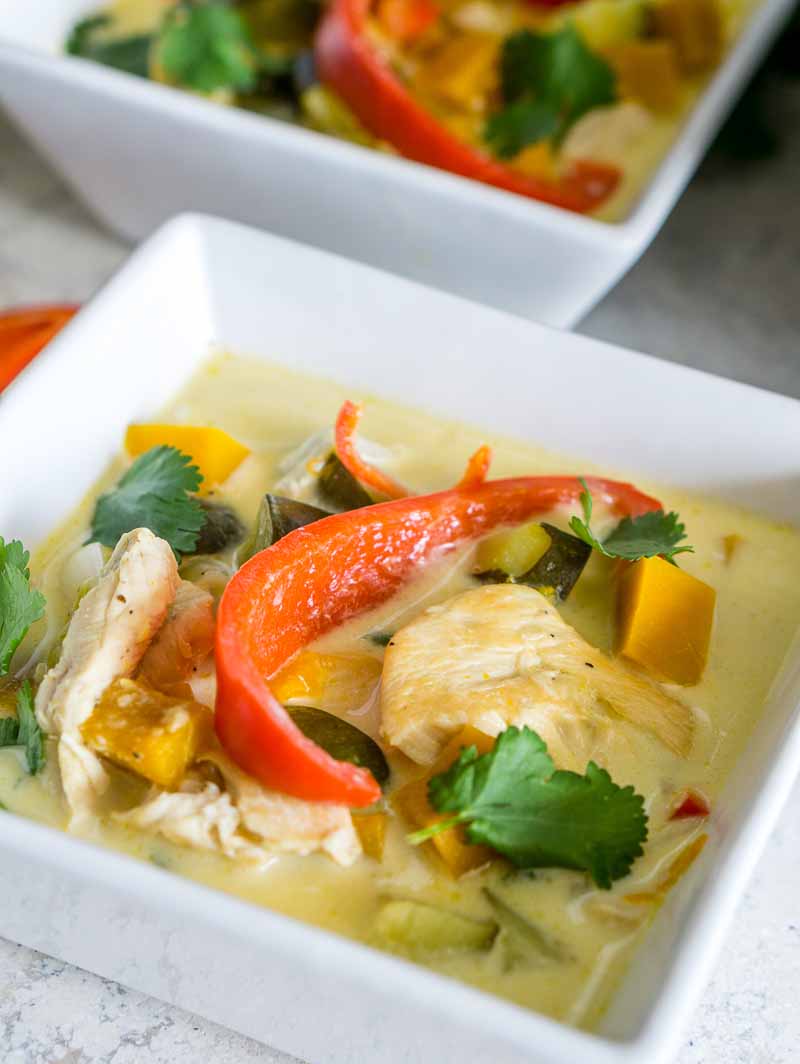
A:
[475, 522, 551, 579]
[82, 678, 211, 789]
[393, 725, 496, 877]
[617, 556, 716, 685]
[418, 33, 499, 109]
[610, 40, 682, 112]
[510, 143, 558, 182]
[353, 811, 389, 861]
[270, 651, 382, 711]
[651, 0, 723, 73]
[125, 424, 250, 494]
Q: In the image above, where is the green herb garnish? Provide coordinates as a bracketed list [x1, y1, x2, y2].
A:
[409, 726, 647, 889]
[0, 538, 46, 677]
[159, 2, 261, 94]
[66, 15, 153, 78]
[90, 445, 206, 556]
[569, 479, 693, 563]
[485, 26, 616, 158]
[0, 681, 45, 775]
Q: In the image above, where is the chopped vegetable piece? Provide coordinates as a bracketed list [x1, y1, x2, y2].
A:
[484, 887, 567, 967]
[286, 704, 390, 785]
[565, 0, 646, 51]
[416, 33, 498, 108]
[353, 810, 389, 859]
[66, 15, 153, 77]
[617, 556, 715, 685]
[509, 142, 557, 180]
[475, 522, 552, 579]
[412, 726, 648, 888]
[0, 681, 45, 775]
[90, 446, 206, 556]
[376, 0, 438, 40]
[82, 678, 211, 789]
[374, 898, 497, 955]
[610, 40, 681, 112]
[570, 478, 693, 563]
[366, 631, 394, 647]
[318, 451, 374, 511]
[0, 538, 46, 677]
[301, 85, 376, 146]
[651, 0, 723, 72]
[157, 2, 260, 93]
[215, 473, 661, 804]
[455, 445, 493, 491]
[125, 424, 250, 493]
[0, 305, 78, 391]
[192, 501, 246, 555]
[519, 523, 591, 601]
[625, 834, 708, 904]
[334, 402, 406, 500]
[394, 726, 497, 876]
[485, 27, 617, 157]
[271, 650, 382, 710]
[247, 494, 331, 559]
[669, 788, 710, 819]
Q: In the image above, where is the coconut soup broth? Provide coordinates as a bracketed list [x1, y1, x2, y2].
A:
[4, 353, 800, 1029]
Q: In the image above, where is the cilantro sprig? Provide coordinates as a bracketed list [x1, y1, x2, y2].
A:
[158, 2, 261, 94]
[570, 479, 693, 563]
[90, 445, 207, 556]
[485, 26, 617, 158]
[409, 726, 647, 889]
[0, 538, 46, 677]
[0, 681, 45, 775]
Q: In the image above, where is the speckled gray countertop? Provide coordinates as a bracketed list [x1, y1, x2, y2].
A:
[1, 89, 799, 1064]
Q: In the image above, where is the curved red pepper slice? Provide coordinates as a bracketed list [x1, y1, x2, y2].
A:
[454, 445, 492, 490]
[314, 0, 620, 212]
[0, 304, 78, 391]
[215, 474, 660, 804]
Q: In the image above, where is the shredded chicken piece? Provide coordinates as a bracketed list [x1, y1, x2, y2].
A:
[35, 528, 179, 826]
[381, 584, 694, 769]
[138, 579, 215, 690]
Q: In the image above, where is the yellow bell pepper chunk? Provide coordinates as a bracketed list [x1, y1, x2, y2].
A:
[393, 725, 496, 877]
[475, 522, 551, 579]
[82, 678, 211, 789]
[419, 33, 499, 109]
[353, 811, 389, 861]
[610, 40, 682, 112]
[270, 651, 382, 711]
[510, 143, 558, 182]
[617, 556, 716, 685]
[651, 0, 723, 73]
[125, 424, 250, 494]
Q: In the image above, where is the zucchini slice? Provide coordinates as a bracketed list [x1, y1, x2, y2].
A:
[375, 898, 498, 956]
[287, 705, 390, 786]
[318, 451, 373, 511]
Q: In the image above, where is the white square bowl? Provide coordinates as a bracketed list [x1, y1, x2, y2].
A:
[2, 213, 800, 1064]
[0, 0, 794, 328]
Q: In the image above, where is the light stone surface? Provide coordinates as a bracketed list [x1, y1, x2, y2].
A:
[1, 98, 799, 1064]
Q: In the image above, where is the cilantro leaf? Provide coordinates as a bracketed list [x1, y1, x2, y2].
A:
[0, 682, 45, 775]
[66, 15, 153, 78]
[0, 538, 46, 677]
[158, 2, 260, 94]
[485, 26, 616, 158]
[411, 726, 647, 888]
[90, 445, 206, 556]
[570, 479, 693, 563]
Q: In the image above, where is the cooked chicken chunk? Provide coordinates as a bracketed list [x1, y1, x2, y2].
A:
[381, 584, 693, 769]
[138, 579, 215, 691]
[116, 751, 361, 867]
[36, 528, 179, 825]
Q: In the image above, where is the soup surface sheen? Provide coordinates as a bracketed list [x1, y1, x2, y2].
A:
[3, 353, 799, 1029]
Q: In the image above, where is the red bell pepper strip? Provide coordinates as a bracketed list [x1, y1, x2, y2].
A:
[335, 400, 494, 498]
[0, 304, 78, 391]
[670, 789, 711, 820]
[314, 0, 620, 212]
[376, 0, 438, 40]
[215, 474, 661, 804]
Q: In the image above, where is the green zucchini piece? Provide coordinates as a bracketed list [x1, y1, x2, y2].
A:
[287, 705, 389, 786]
[365, 631, 394, 648]
[246, 493, 330, 559]
[192, 501, 246, 555]
[518, 523, 591, 601]
[375, 899, 498, 956]
[66, 16, 153, 78]
[484, 888, 567, 969]
[475, 522, 552, 579]
[318, 452, 373, 511]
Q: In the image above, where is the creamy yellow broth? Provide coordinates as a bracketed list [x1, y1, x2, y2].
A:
[3, 352, 800, 1030]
